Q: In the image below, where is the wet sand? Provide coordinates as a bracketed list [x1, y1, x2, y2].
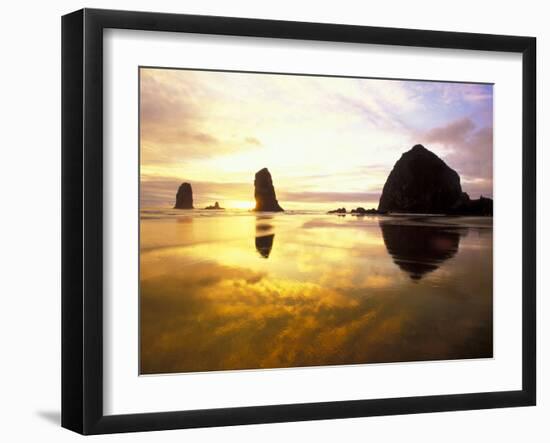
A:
[140, 210, 493, 374]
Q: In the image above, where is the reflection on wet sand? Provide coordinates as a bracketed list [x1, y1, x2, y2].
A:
[140, 211, 493, 374]
[255, 234, 275, 258]
[380, 220, 465, 280]
[255, 216, 275, 258]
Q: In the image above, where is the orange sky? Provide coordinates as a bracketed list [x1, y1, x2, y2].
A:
[140, 67, 493, 210]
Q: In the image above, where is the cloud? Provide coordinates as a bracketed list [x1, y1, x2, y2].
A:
[460, 178, 493, 199]
[141, 177, 382, 208]
[140, 69, 262, 163]
[408, 82, 493, 106]
[333, 79, 423, 131]
[140, 176, 252, 207]
[424, 117, 476, 145]
[140, 231, 492, 373]
[140, 68, 493, 206]
[421, 117, 493, 198]
[140, 69, 197, 124]
[244, 137, 262, 147]
[280, 191, 381, 204]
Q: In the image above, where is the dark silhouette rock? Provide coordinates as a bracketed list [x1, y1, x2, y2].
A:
[378, 145, 463, 213]
[204, 201, 224, 210]
[350, 207, 381, 215]
[380, 221, 463, 280]
[378, 144, 493, 215]
[328, 207, 384, 215]
[174, 182, 193, 209]
[450, 195, 493, 216]
[328, 207, 346, 214]
[254, 168, 284, 212]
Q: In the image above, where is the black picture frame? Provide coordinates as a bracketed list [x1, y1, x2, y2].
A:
[62, 8, 536, 435]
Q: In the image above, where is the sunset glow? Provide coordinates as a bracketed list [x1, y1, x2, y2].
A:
[139, 68, 494, 374]
[140, 68, 493, 210]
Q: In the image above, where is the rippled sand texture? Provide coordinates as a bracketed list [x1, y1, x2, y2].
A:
[140, 211, 493, 374]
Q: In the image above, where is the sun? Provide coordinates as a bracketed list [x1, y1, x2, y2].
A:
[228, 200, 255, 210]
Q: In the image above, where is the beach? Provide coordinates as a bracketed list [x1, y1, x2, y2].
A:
[140, 210, 493, 374]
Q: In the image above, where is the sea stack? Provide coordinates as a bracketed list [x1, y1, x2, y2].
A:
[378, 145, 462, 213]
[378, 144, 492, 215]
[174, 182, 193, 209]
[254, 168, 284, 212]
[204, 201, 224, 210]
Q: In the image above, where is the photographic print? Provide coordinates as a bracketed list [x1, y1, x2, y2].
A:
[139, 67, 493, 375]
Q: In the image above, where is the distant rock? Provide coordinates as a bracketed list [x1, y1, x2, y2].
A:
[328, 207, 384, 215]
[204, 201, 224, 210]
[327, 207, 346, 214]
[378, 144, 492, 215]
[254, 168, 284, 212]
[450, 195, 493, 216]
[350, 207, 382, 215]
[174, 182, 193, 209]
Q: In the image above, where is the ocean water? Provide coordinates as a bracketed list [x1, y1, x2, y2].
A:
[140, 209, 493, 374]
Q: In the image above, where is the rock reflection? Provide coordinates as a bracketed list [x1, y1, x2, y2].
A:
[140, 212, 493, 374]
[255, 216, 275, 258]
[256, 234, 275, 258]
[380, 221, 464, 280]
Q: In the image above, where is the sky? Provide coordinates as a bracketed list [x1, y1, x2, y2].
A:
[140, 67, 493, 210]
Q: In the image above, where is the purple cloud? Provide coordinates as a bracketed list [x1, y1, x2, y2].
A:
[422, 117, 493, 198]
[279, 191, 381, 203]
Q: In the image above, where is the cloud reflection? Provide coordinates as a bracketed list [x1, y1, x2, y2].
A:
[140, 213, 492, 374]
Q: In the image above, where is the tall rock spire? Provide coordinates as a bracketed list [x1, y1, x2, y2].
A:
[174, 182, 193, 209]
[253, 168, 284, 212]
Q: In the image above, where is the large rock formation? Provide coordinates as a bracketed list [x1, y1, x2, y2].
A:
[378, 144, 492, 215]
[378, 145, 462, 213]
[174, 182, 193, 209]
[254, 168, 284, 212]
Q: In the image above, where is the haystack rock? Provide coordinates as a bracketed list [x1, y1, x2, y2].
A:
[174, 182, 193, 209]
[254, 168, 284, 212]
[378, 145, 462, 213]
[378, 145, 460, 214]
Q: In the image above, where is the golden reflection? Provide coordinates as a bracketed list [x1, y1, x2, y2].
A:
[140, 213, 493, 374]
